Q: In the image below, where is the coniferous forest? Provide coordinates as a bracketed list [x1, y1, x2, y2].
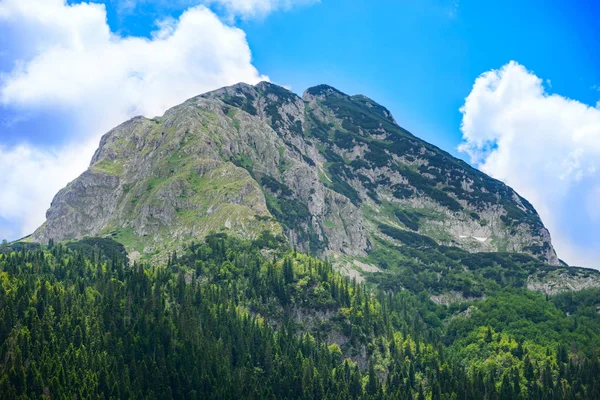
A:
[0, 234, 599, 399]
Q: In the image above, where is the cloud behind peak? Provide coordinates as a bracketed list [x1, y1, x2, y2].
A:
[460, 61, 600, 269]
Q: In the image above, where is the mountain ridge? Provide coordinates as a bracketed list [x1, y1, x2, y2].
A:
[31, 81, 559, 268]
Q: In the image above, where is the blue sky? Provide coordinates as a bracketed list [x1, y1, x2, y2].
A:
[1, 0, 600, 267]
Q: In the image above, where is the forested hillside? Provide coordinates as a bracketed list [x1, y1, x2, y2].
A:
[0, 236, 598, 399]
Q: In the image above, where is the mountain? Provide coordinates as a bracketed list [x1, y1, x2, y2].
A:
[6, 82, 600, 399]
[30, 81, 558, 268]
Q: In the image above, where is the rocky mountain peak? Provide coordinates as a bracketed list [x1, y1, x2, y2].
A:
[303, 84, 346, 99]
[31, 81, 559, 268]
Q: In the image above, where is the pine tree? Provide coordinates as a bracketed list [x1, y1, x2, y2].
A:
[485, 326, 493, 343]
[283, 258, 294, 284]
[366, 363, 379, 396]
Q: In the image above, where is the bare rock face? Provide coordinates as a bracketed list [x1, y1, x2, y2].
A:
[37, 170, 121, 241]
[527, 268, 600, 295]
[31, 81, 559, 265]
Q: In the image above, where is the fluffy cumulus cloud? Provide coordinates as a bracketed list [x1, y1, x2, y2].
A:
[0, 0, 269, 240]
[460, 61, 600, 269]
[0, 0, 267, 123]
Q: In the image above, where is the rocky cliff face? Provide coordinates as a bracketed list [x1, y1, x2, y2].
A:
[31, 82, 559, 265]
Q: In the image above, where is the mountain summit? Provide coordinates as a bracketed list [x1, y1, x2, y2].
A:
[31, 81, 558, 266]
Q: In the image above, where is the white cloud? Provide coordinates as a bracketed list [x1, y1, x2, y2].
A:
[115, 0, 139, 14]
[0, 0, 268, 240]
[113, 0, 318, 18]
[0, 0, 266, 121]
[204, 0, 318, 18]
[0, 140, 96, 238]
[460, 61, 600, 269]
